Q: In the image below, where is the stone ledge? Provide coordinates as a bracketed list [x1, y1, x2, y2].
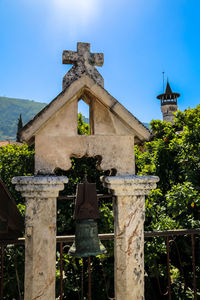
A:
[12, 176, 68, 185]
[12, 176, 68, 199]
[102, 175, 159, 196]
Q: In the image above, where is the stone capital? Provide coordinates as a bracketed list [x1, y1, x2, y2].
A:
[102, 174, 159, 196]
[12, 176, 68, 198]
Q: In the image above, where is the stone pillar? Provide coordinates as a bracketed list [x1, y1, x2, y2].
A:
[12, 176, 68, 300]
[102, 175, 159, 300]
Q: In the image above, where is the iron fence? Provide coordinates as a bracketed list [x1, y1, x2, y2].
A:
[0, 228, 199, 299]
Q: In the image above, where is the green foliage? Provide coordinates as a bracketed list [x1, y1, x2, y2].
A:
[145, 189, 177, 231]
[0, 97, 46, 140]
[166, 182, 200, 228]
[136, 106, 200, 299]
[77, 113, 90, 135]
[56, 253, 114, 300]
[3, 245, 25, 299]
[16, 114, 23, 142]
[0, 144, 34, 208]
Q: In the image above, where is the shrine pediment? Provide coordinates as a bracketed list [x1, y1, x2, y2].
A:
[20, 74, 150, 144]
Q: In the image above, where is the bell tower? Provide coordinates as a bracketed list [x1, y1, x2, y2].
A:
[157, 80, 180, 123]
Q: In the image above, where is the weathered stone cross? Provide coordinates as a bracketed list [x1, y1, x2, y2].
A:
[63, 42, 104, 67]
[62, 42, 104, 89]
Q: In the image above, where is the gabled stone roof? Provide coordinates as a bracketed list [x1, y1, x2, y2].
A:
[19, 74, 150, 144]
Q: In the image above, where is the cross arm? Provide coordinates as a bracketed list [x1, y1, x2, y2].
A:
[90, 53, 104, 66]
[62, 51, 79, 65]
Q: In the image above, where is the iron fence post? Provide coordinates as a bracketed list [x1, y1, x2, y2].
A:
[191, 233, 197, 300]
[60, 242, 63, 300]
[166, 236, 171, 300]
[0, 246, 4, 300]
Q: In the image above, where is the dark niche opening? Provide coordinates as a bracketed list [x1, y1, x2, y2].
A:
[55, 155, 116, 235]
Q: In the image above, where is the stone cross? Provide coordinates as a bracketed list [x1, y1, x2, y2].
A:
[62, 42, 104, 89]
[63, 42, 104, 67]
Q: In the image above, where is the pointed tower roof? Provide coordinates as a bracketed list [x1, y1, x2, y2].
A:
[157, 80, 180, 104]
[165, 80, 173, 94]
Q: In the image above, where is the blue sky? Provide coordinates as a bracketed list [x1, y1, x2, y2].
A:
[0, 0, 200, 122]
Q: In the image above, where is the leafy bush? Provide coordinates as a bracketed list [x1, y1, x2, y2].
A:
[136, 106, 200, 299]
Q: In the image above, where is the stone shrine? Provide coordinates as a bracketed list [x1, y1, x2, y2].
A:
[12, 42, 159, 300]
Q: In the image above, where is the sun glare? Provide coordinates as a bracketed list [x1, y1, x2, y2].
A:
[51, 0, 100, 32]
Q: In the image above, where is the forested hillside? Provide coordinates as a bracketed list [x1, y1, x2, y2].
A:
[0, 97, 46, 140]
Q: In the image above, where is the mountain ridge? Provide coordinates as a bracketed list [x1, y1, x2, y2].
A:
[0, 97, 46, 140]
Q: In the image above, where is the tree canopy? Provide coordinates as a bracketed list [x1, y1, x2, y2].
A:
[135, 106, 200, 298]
[136, 105, 200, 231]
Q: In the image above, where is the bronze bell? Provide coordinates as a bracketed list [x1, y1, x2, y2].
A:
[68, 180, 107, 257]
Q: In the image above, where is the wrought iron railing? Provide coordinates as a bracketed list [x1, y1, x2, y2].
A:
[0, 228, 199, 300]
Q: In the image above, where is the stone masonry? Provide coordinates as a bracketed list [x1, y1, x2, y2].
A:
[103, 175, 159, 300]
